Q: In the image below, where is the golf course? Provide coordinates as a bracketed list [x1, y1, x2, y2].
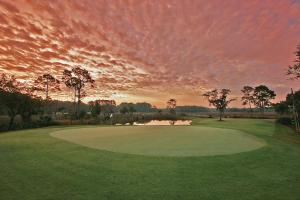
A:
[1, 118, 300, 200]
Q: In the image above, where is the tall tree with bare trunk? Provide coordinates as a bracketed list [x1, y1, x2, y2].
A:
[241, 86, 254, 111]
[62, 67, 95, 119]
[33, 74, 60, 100]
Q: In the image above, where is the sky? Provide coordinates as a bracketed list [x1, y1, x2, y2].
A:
[0, 0, 300, 108]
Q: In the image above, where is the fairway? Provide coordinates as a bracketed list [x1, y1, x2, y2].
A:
[51, 126, 265, 156]
[1, 119, 300, 200]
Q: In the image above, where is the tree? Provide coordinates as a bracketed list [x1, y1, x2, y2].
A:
[203, 89, 236, 121]
[241, 86, 254, 111]
[253, 85, 276, 113]
[286, 90, 300, 117]
[167, 99, 177, 114]
[0, 74, 42, 129]
[120, 106, 129, 115]
[0, 74, 22, 129]
[33, 74, 60, 100]
[62, 67, 95, 118]
[101, 104, 116, 119]
[274, 101, 289, 115]
[18, 95, 42, 125]
[0, 74, 21, 93]
[287, 44, 300, 79]
[89, 101, 101, 118]
[128, 106, 136, 114]
[274, 90, 300, 132]
[0, 90, 22, 129]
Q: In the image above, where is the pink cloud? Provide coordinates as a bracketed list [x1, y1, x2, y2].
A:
[0, 0, 299, 107]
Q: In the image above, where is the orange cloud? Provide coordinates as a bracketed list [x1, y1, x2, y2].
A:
[0, 0, 300, 107]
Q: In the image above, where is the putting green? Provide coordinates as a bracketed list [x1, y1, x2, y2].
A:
[50, 126, 265, 157]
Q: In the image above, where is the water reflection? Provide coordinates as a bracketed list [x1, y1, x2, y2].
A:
[134, 120, 192, 126]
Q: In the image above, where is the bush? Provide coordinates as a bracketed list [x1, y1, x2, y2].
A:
[37, 116, 54, 126]
[276, 117, 292, 125]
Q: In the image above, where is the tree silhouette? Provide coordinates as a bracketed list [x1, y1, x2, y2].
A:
[0, 74, 21, 93]
[253, 85, 276, 113]
[89, 101, 101, 118]
[0, 74, 22, 129]
[203, 89, 236, 121]
[33, 74, 60, 100]
[120, 106, 129, 114]
[62, 67, 95, 118]
[241, 86, 254, 111]
[287, 44, 300, 79]
[0, 74, 42, 129]
[167, 99, 177, 114]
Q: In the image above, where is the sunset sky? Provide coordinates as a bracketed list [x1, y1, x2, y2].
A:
[0, 0, 300, 107]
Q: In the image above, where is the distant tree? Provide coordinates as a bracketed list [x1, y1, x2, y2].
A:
[62, 67, 95, 119]
[120, 106, 129, 115]
[79, 110, 86, 120]
[274, 101, 289, 115]
[157, 109, 162, 115]
[203, 89, 236, 121]
[241, 86, 254, 111]
[128, 106, 136, 114]
[134, 102, 153, 112]
[253, 85, 276, 113]
[167, 99, 177, 114]
[33, 74, 60, 100]
[89, 101, 101, 118]
[18, 95, 42, 125]
[287, 44, 300, 79]
[286, 90, 300, 117]
[102, 104, 115, 119]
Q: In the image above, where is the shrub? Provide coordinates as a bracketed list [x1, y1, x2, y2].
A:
[276, 117, 292, 125]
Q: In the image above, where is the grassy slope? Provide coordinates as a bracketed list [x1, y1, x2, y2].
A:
[0, 119, 299, 200]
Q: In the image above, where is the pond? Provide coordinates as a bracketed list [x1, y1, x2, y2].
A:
[115, 120, 192, 126]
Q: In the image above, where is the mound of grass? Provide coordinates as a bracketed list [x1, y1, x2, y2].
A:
[51, 126, 265, 156]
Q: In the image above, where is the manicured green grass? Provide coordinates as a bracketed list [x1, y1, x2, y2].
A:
[0, 118, 300, 200]
[51, 126, 265, 156]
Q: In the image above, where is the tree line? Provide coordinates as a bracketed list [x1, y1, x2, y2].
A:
[0, 43, 300, 131]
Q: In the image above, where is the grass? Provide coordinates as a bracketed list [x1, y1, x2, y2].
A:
[50, 126, 265, 156]
[0, 118, 300, 200]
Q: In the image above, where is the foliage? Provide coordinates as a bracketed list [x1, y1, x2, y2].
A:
[274, 90, 300, 125]
[89, 101, 101, 118]
[253, 85, 276, 112]
[62, 67, 95, 118]
[0, 74, 21, 93]
[33, 74, 60, 100]
[274, 101, 290, 115]
[276, 117, 292, 126]
[166, 99, 177, 114]
[203, 89, 236, 120]
[241, 86, 254, 110]
[286, 90, 300, 116]
[287, 44, 300, 79]
[120, 106, 129, 114]
[118, 102, 156, 113]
